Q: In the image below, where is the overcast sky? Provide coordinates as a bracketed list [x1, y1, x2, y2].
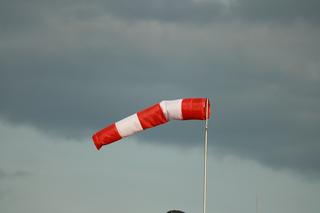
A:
[1, 0, 320, 213]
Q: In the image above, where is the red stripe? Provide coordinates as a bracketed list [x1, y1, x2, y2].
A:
[137, 103, 168, 129]
[182, 98, 210, 120]
[92, 123, 122, 150]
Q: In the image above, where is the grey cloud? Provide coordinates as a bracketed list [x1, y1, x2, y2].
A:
[0, 188, 10, 200]
[0, 169, 28, 200]
[0, 169, 29, 179]
[0, 170, 6, 179]
[95, 0, 320, 24]
[1, 0, 320, 178]
[232, 0, 320, 24]
[101, 0, 226, 23]
[1, 0, 320, 32]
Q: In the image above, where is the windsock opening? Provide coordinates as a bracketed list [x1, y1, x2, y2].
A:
[181, 98, 210, 120]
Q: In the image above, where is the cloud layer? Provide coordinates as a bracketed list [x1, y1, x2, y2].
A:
[1, 0, 320, 178]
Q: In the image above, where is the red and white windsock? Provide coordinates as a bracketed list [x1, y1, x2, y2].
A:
[92, 98, 211, 150]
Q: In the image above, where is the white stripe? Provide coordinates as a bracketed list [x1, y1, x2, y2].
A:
[115, 113, 143, 137]
[160, 99, 182, 120]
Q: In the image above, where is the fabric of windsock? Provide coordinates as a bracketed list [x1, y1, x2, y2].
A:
[92, 98, 211, 150]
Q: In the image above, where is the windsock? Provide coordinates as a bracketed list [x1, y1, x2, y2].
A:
[92, 98, 210, 150]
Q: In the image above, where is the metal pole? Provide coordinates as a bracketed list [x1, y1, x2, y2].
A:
[256, 193, 258, 213]
[203, 98, 209, 213]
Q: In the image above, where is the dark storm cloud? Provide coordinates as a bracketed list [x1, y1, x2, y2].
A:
[1, 0, 320, 178]
[2, 0, 319, 30]
[100, 0, 320, 24]
[101, 0, 226, 23]
[232, 0, 320, 24]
